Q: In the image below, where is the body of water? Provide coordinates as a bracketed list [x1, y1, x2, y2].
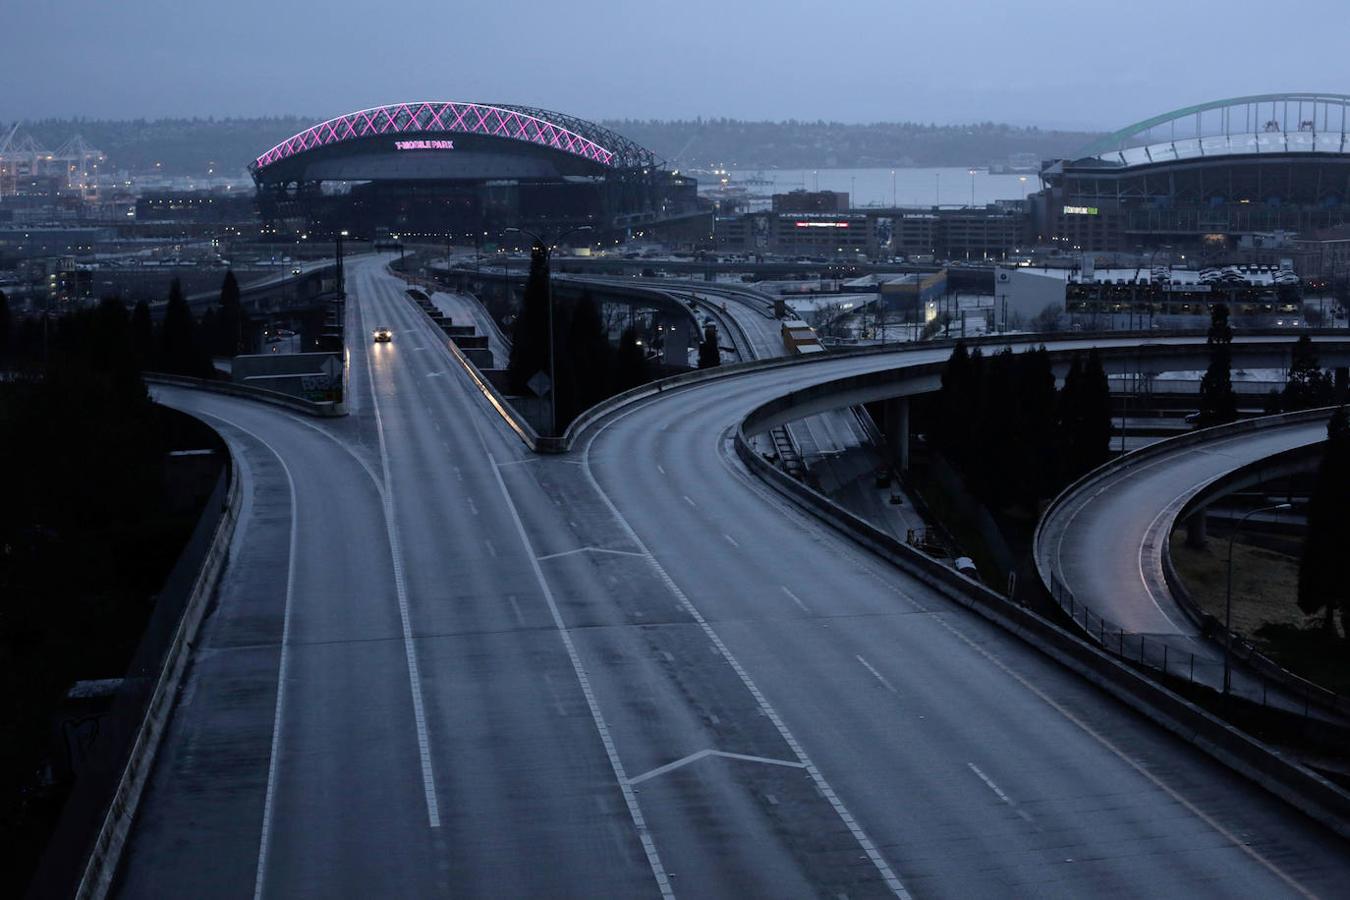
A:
[720, 166, 1038, 208]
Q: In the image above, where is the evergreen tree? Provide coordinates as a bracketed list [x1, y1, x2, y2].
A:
[130, 299, 153, 370]
[614, 327, 650, 392]
[935, 342, 976, 466]
[507, 243, 551, 395]
[560, 292, 612, 423]
[1017, 345, 1060, 505]
[1196, 303, 1237, 427]
[1077, 348, 1113, 472]
[217, 269, 245, 356]
[0, 289, 9, 363]
[697, 323, 721, 369]
[1058, 355, 1084, 478]
[1298, 406, 1350, 636]
[1281, 334, 1334, 411]
[159, 279, 209, 377]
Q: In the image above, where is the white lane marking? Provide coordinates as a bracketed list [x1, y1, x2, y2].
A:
[507, 594, 525, 625]
[485, 539, 498, 557]
[1135, 498, 1200, 633]
[656, 464, 666, 475]
[967, 763, 1035, 825]
[627, 748, 806, 786]
[358, 278, 443, 829]
[581, 424, 911, 899]
[536, 546, 648, 562]
[485, 457, 674, 898]
[936, 614, 1316, 899]
[855, 655, 898, 694]
[723, 533, 740, 548]
[454, 466, 463, 482]
[427, 371, 444, 378]
[467, 498, 478, 516]
[781, 585, 810, 614]
[683, 494, 697, 508]
[201, 418, 295, 900]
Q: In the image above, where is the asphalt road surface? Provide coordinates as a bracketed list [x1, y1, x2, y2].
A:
[116, 256, 1350, 898]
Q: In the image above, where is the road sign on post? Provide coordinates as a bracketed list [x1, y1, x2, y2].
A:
[527, 371, 552, 398]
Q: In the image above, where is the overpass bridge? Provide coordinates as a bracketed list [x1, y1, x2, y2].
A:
[110, 254, 1350, 898]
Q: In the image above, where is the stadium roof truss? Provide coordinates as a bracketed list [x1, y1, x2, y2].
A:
[1076, 93, 1350, 165]
[251, 101, 659, 175]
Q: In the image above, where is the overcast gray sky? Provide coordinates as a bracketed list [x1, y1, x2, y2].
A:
[3, 0, 1345, 129]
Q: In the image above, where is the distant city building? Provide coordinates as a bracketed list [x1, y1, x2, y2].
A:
[771, 189, 850, 213]
[135, 190, 255, 224]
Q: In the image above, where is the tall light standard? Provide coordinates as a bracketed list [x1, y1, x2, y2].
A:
[968, 168, 977, 208]
[1223, 502, 1292, 696]
[503, 224, 593, 435]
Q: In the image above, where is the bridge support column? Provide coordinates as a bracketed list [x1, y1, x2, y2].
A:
[882, 398, 910, 471]
[1186, 509, 1208, 548]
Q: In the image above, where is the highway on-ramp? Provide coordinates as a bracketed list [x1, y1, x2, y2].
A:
[116, 256, 1350, 898]
[1034, 415, 1335, 712]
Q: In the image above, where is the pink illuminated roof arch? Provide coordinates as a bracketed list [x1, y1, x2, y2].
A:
[252, 102, 658, 173]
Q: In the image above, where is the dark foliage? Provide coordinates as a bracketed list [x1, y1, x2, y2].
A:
[614, 327, 651, 394]
[1298, 406, 1350, 637]
[1280, 335, 1334, 412]
[0, 290, 10, 362]
[556, 292, 612, 427]
[157, 279, 213, 377]
[507, 243, 551, 396]
[211, 270, 246, 357]
[698, 323, 721, 369]
[1196, 303, 1237, 428]
[934, 342, 1112, 512]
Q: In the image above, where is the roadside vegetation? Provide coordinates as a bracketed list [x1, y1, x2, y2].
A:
[0, 281, 228, 893]
[506, 244, 651, 432]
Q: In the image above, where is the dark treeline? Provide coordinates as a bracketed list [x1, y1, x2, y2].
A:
[933, 343, 1112, 512]
[0, 277, 238, 889]
[1299, 406, 1350, 640]
[507, 245, 651, 432]
[2, 274, 245, 380]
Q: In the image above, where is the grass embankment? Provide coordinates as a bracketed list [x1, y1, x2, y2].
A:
[1169, 531, 1350, 696]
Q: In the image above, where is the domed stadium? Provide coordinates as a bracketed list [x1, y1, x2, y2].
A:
[250, 101, 699, 240]
[1033, 94, 1350, 259]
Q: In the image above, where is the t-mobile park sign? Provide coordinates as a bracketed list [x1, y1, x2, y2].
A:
[394, 139, 455, 150]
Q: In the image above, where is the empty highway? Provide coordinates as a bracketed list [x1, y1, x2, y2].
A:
[116, 255, 1350, 898]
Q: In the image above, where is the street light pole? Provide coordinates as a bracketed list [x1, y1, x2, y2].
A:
[1223, 502, 1292, 696]
[503, 224, 593, 435]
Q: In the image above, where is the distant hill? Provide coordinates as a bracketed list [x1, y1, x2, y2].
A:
[7, 116, 1103, 175]
[10, 117, 315, 176]
[601, 118, 1104, 169]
